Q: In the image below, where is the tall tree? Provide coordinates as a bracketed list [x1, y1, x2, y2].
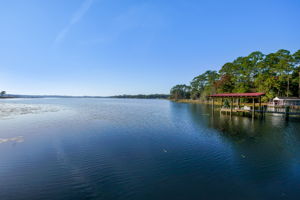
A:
[255, 53, 279, 100]
[190, 70, 219, 99]
[190, 74, 207, 99]
[214, 74, 234, 93]
[274, 49, 294, 97]
[170, 84, 191, 100]
[293, 50, 300, 97]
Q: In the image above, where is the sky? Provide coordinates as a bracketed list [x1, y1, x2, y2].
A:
[0, 0, 300, 96]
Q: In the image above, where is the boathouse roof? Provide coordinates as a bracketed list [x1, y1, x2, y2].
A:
[208, 92, 265, 98]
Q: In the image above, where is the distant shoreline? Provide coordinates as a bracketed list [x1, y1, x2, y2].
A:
[109, 94, 169, 99]
[0, 96, 16, 99]
[0, 94, 170, 100]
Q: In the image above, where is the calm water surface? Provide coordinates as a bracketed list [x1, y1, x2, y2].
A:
[0, 98, 300, 200]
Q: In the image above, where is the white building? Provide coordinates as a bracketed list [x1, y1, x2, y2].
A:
[272, 97, 300, 106]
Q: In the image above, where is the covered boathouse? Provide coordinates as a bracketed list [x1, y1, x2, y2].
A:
[207, 92, 266, 117]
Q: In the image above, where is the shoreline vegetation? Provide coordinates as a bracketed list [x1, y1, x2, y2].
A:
[109, 94, 169, 99]
[170, 49, 300, 103]
[172, 99, 269, 106]
[0, 96, 15, 99]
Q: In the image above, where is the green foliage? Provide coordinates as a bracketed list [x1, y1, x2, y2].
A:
[170, 84, 191, 100]
[112, 94, 169, 99]
[190, 70, 219, 100]
[170, 49, 300, 101]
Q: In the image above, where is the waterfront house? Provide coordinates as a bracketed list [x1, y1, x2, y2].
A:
[272, 97, 300, 106]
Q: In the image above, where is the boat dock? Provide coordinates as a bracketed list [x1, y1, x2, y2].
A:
[208, 93, 300, 119]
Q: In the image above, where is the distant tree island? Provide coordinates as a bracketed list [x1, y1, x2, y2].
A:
[170, 49, 300, 102]
[0, 91, 12, 98]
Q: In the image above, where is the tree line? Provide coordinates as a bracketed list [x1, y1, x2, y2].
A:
[111, 94, 170, 99]
[170, 49, 300, 102]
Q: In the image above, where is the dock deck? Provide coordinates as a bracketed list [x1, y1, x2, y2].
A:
[220, 108, 251, 113]
[220, 108, 300, 116]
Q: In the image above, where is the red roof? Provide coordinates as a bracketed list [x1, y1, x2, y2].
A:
[208, 92, 265, 97]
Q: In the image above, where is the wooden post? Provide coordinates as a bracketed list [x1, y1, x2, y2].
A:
[285, 106, 290, 120]
[230, 98, 233, 117]
[212, 98, 214, 110]
[259, 96, 262, 114]
[238, 98, 240, 109]
[252, 98, 255, 118]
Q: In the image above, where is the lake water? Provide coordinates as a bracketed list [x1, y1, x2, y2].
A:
[0, 98, 300, 200]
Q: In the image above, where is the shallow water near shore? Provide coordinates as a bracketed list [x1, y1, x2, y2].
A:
[0, 98, 300, 200]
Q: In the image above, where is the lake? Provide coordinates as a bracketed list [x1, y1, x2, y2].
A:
[0, 98, 300, 200]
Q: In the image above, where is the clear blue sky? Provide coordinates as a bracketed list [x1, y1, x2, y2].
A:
[0, 0, 299, 96]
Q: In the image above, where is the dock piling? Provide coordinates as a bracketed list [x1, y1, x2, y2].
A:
[285, 106, 290, 119]
[252, 98, 255, 118]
